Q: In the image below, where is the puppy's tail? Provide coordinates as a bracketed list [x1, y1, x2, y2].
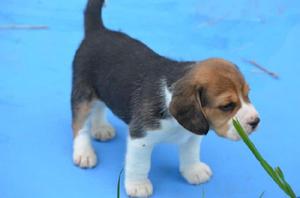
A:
[84, 0, 105, 35]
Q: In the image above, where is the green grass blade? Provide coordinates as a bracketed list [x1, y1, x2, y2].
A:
[233, 120, 289, 193]
[202, 189, 205, 198]
[117, 168, 124, 198]
[259, 191, 265, 198]
[233, 119, 291, 195]
[233, 119, 297, 198]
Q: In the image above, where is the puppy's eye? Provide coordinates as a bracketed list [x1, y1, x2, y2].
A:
[219, 102, 236, 112]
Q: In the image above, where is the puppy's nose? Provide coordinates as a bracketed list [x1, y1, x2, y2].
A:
[249, 117, 260, 129]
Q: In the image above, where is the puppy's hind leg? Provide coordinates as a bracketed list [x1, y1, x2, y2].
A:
[90, 100, 116, 141]
[71, 85, 97, 168]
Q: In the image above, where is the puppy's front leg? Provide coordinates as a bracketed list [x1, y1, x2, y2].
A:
[179, 135, 212, 185]
[125, 136, 153, 197]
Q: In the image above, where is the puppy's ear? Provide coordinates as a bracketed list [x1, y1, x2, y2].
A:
[169, 79, 209, 135]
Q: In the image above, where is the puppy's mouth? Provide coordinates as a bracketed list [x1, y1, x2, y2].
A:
[225, 119, 259, 141]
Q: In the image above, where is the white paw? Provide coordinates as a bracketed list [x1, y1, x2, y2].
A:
[181, 162, 212, 185]
[73, 135, 97, 168]
[73, 147, 97, 168]
[91, 124, 116, 141]
[125, 179, 153, 198]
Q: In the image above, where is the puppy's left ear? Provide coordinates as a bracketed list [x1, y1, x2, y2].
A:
[169, 79, 209, 135]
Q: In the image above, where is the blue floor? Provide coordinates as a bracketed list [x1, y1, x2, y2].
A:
[1, 0, 300, 197]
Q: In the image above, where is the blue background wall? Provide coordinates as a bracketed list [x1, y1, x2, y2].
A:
[0, 0, 299, 197]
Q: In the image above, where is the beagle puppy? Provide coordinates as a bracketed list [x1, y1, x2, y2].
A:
[71, 0, 260, 197]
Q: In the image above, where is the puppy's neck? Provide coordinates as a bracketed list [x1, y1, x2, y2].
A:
[164, 61, 195, 88]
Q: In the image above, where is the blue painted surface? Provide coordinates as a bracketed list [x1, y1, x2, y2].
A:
[0, 0, 299, 197]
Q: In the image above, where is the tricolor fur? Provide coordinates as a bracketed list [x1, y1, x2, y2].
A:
[71, 0, 260, 197]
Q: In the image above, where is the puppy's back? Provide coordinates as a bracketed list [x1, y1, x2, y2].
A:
[73, 0, 182, 123]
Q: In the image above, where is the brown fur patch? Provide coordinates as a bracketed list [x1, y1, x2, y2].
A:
[72, 100, 94, 137]
[169, 76, 209, 135]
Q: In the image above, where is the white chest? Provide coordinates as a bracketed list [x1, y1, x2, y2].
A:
[144, 117, 196, 145]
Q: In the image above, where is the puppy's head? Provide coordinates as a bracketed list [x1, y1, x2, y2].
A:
[169, 58, 260, 141]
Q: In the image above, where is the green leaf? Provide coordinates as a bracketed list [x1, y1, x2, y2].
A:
[275, 167, 285, 179]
